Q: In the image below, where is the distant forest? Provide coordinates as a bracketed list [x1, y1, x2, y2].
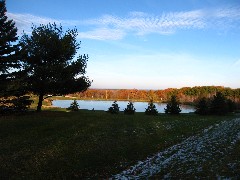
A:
[68, 86, 240, 105]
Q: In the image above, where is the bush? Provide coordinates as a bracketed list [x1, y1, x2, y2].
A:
[0, 96, 33, 114]
[194, 92, 236, 116]
[210, 92, 228, 115]
[145, 100, 158, 115]
[107, 101, 120, 114]
[195, 97, 210, 115]
[67, 100, 80, 111]
[124, 101, 136, 115]
[13, 96, 33, 112]
[164, 95, 181, 115]
[227, 99, 237, 113]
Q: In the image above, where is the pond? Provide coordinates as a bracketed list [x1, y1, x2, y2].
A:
[52, 100, 195, 113]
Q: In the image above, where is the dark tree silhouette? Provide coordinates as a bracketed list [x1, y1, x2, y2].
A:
[0, 0, 32, 113]
[0, 0, 20, 96]
[107, 101, 120, 114]
[124, 101, 136, 115]
[210, 92, 228, 115]
[67, 100, 80, 111]
[145, 100, 158, 115]
[164, 95, 181, 114]
[227, 99, 236, 113]
[20, 23, 91, 111]
[195, 97, 210, 115]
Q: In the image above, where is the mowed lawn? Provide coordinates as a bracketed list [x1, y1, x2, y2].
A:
[0, 110, 237, 179]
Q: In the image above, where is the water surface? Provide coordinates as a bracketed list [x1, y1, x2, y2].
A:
[52, 100, 195, 113]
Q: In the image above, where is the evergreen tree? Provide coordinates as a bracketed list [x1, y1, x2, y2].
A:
[227, 99, 236, 113]
[107, 101, 120, 114]
[0, 0, 20, 76]
[67, 100, 79, 111]
[11, 95, 33, 112]
[0, 0, 21, 96]
[0, 0, 31, 113]
[145, 100, 158, 115]
[195, 97, 210, 115]
[210, 92, 228, 115]
[20, 23, 91, 111]
[0, 95, 33, 114]
[124, 101, 136, 115]
[164, 95, 181, 114]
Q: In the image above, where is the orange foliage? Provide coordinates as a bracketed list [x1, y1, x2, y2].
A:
[68, 86, 240, 104]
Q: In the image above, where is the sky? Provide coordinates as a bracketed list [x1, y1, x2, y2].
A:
[6, 0, 240, 89]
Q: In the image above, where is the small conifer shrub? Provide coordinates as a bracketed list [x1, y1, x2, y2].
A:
[107, 101, 120, 114]
[227, 99, 237, 113]
[124, 101, 136, 115]
[210, 92, 228, 115]
[67, 100, 80, 111]
[195, 97, 210, 115]
[0, 96, 33, 114]
[145, 100, 158, 115]
[164, 95, 181, 115]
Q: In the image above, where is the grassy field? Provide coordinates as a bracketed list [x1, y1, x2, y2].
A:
[0, 109, 238, 179]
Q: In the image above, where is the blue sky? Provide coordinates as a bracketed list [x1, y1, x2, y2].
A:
[6, 0, 240, 89]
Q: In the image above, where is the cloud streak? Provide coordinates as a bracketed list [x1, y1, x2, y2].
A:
[7, 13, 59, 34]
[8, 6, 240, 40]
[85, 6, 240, 38]
[77, 28, 126, 40]
[87, 9, 206, 35]
[7, 12, 80, 35]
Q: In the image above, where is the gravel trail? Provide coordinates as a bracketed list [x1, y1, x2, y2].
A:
[112, 118, 240, 179]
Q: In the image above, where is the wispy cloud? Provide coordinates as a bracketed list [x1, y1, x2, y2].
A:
[7, 12, 80, 35]
[77, 28, 125, 40]
[8, 6, 240, 40]
[85, 6, 240, 38]
[7, 12, 59, 34]
[213, 6, 240, 18]
[87, 9, 206, 35]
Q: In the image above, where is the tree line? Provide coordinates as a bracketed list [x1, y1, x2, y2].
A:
[0, 0, 90, 113]
[69, 86, 240, 106]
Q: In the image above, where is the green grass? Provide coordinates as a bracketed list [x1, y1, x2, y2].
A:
[0, 110, 237, 178]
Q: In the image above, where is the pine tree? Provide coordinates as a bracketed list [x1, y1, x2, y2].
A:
[67, 100, 80, 111]
[195, 97, 210, 115]
[0, 0, 20, 96]
[164, 95, 181, 115]
[0, 0, 31, 113]
[107, 101, 120, 114]
[145, 100, 158, 115]
[210, 92, 228, 115]
[124, 101, 136, 115]
[20, 23, 91, 111]
[227, 99, 236, 113]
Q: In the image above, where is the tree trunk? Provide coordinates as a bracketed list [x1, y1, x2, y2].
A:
[37, 93, 44, 112]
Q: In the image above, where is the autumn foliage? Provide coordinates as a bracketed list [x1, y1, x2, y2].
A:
[68, 86, 240, 109]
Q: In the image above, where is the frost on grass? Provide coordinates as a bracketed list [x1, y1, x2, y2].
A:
[112, 118, 240, 179]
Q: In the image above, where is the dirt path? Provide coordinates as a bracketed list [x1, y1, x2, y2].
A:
[112, 118, 240, 179]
